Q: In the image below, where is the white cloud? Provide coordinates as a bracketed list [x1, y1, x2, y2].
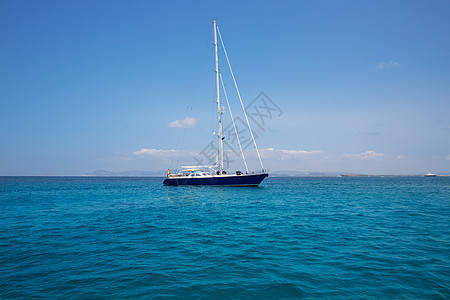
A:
[167, 117, 197, 129]
[133, 148, 177, 156]
[280, 149, 323, 156]
[397, 154, 406, 160]
[260, 148, 324, 160]
[131, 148, 199, 159]
[111, 148, 199, 171]
[344, 150, 385, 161]
[370, 61, 400, 71]
[445, 155, 450, 160]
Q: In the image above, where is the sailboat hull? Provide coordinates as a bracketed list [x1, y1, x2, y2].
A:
[163, 173, 268, 186]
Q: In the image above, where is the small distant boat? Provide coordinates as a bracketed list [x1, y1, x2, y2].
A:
[163, 20, 268, 187]
[424, 172, 437, 177]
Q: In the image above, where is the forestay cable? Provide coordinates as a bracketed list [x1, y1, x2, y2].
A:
[217, 26, 265, 171]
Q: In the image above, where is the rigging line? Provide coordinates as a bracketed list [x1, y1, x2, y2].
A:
[220, 73, 249, 173]
[217, 26, 265, 171]
[170, 24, 213, 172]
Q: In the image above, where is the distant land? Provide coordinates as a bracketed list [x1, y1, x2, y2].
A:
[81, 170, 450, 177]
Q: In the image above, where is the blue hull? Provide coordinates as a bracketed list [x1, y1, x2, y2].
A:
[163, 173, 268, 186]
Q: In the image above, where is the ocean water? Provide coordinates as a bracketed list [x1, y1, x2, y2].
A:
[0, 176, 449, 299]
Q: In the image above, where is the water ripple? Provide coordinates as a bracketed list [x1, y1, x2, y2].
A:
[0, 176, 449, 298]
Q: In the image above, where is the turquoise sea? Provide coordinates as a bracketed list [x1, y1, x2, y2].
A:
[0, 176, 449, 299]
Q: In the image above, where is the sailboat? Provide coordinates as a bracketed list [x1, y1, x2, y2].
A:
[163, 20, 269, 186]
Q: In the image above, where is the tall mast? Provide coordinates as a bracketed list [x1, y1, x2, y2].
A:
[213, 19, 223, 174]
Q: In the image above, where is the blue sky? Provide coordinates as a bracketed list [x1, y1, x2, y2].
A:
[1, 0, 449, 175]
